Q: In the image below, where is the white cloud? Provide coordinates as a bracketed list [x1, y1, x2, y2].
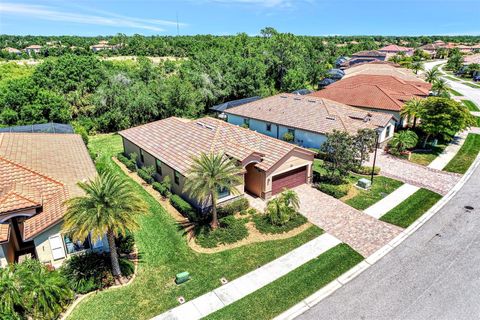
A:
[197, 0, 313, 8]
[0, 3, 186, 32]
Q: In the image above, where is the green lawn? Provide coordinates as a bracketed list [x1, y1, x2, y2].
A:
[448, 88, 463, 96]
[476, 117, 480, 127]
[410, 145, 447, 166]
[68, 134, 324, 320]
[380, 189, 442, 228]
[444, 133, 480, 174]
[205, 244, 363, 320]
[462, 100, 480, 112]
[462, 82, 480, 89]
[313, 159, 403, 210]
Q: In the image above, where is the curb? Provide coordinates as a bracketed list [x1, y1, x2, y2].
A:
[275, 153, 480, 320]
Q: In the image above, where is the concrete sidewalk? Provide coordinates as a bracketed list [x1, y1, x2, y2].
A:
[428, 131, 468, 170]
[364, 184, 420, 219]
[152, 233, 341, 320]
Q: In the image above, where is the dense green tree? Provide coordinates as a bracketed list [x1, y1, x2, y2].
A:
[320, 130, 359, 181]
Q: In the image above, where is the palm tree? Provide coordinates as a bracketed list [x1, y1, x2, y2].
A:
[0, 265, 21, 317]
[425, 66, 440, 83]
[184, 152, 243, 229]
[63, 171, 148, 279]
[388, 130, 419, 155]
[401, 98, 423, 128]
[265, 189, 300, 226]
[432, 78, 450, 96]
[18, 260, 73, 319]
[411, 61, 424, 75]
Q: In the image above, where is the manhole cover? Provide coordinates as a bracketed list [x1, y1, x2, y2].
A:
[464, 205, 474, 211]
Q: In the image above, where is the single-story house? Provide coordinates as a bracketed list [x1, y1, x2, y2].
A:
[224, 94, 396, 149]
[341, 50, 387, 68]
[24, 45, 42, 55]
[291, 89, 313, 95]
[2, 47, 22, 55]
[378, 44, 414, 58]
[0, 132, 102, 268]
[310, 75, 431, 125]
[119, 117, 315, 206]
[343, 61, 421, 82]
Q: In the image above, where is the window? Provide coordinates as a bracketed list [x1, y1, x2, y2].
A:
[174, 170, 180, 185]
[243, 118, 250, 128]
[49, 234, 66, 260]
[386, 125, 392, 138]
[218, 186, 230, 199]
[155, 159, 162, 176]
[64, 235, 91, 254]
[140, 149, 145, 163]
[266, 123, 272, 132]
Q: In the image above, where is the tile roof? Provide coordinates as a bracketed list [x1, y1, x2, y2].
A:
[0, 224, 9, 243]
[310, 75, 431, 112]
[378, 45, 413, 52]
[0, 133, 97, 240]
[224, 94, 393, 136]
[119, 117, 314, 175]
[464, 54, 480, 65]
[344, 62, 423, 82]
[352, 50, 387, 58]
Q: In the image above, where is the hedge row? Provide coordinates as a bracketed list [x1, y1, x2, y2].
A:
[218, 197, 249, 217]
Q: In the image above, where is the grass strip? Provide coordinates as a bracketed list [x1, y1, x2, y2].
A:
[444, 133, 480, 174]
[380, 188, 442, 228]
[205, 244, 363, 320]
[448, 88, 463, 96]
[462, 100, 480, 112]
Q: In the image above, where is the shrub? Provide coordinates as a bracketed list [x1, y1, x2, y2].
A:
[352, 166, 381, 175]
[170, 194, 196, 220]
[117, 153, 136, 171]
[137, 168, 154, 184]
[253, 213, 307, 234]
[265, 190, 300, 226]
[316, 182, 350, 199]
[195, 216, 249, 248]
[283, 131, 294, 142]
[115, 233, 135, 254]
[73, 123, 89, 145]
[61, 252, 133, 294]
[152, 177, 172, 198]
[218, 197, 249, 217]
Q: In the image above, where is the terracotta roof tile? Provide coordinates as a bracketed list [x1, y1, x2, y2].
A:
[378, 45, 413, 52]
[0, 224, 9, 243]
[224, 94, 393, 135]
[310, 75, 431, 112]
[0, 133, 97, 240]
[119, 117, 314, 175]
[352, 50, 387, 58]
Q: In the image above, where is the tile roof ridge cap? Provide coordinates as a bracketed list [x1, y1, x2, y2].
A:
[2, 189, 41, 208]
[0, 156, 65, 188]
[375, 85, 404, 107]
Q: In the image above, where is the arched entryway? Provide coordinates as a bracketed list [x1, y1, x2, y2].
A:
[244, 163, 263, 197]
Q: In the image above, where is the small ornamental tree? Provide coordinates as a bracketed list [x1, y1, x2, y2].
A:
[388, 130, 418, 155]
[355, 128, 377, 166]
[320, 130, 358, 182]
[282, 131, 294, 142]
[417, 97, 476, 148]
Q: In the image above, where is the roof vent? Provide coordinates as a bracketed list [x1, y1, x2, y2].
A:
[364, 116, 372, 122]
[280, 95, 288, 98]
[307, 100, 316, 103]
[294, 97, 302, 100]
[196, 122, 215, 130]
[326, 116, 336, 120]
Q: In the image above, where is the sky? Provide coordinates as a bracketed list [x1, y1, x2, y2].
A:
[0, 0, 479, 37]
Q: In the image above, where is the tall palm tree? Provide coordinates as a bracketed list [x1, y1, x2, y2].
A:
[432, 78, 450, 96]
[425, 66, 440, 83]
[184, 152, 243, 229]
[265, 189, 300, 226]
[411, 61, 424, 75]
[401, 98, 423, 128]
[63, 171, 148, 279]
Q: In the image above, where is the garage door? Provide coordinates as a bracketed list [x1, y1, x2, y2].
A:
[272, 166, 307, 195]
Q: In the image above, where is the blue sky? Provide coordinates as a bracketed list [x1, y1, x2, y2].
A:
[0, 0, 479, 36]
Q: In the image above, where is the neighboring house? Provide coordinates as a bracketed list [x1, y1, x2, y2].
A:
[310, 75, 431, 125]
[291, 89, 313, 95]
[24, 45, 42, 55]
[224, 94, 396, 148]
[119, 117, 315, 206]
[378, 44, 414, 58]
[343, 61, 422, 82]
[464, 54, 480, 65]
[0, 123, 74, 134]
[210, 96, 261, 119]
[90, 43, 113, 52]
[2, 47, 22, 55]
[456, 45, 474, 54]
[342, 50, 387, 68]
[0, 132, 102, 268]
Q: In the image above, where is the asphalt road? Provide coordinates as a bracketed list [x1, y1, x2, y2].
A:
[297, 157, 480, 320]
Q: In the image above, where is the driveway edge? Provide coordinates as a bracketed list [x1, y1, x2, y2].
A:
[275, 154, 480, 320]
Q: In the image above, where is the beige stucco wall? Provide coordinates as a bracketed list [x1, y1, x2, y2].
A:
[34, 223, 64, 267]
[0, 244, 7, 267]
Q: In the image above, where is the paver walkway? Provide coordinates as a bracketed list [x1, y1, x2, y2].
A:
[293, 185, 402, 257]
[151, 233, 341, 320]
[370, 151, 461, 195]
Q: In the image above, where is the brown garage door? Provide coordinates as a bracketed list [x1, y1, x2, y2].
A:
[272, 166, 307, 195]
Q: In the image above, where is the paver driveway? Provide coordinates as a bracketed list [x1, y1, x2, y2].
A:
[293, 185, 402, 257]
[371, 150, 462, 195]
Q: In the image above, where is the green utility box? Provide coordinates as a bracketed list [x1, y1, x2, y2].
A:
[175, 271, 190, 284]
